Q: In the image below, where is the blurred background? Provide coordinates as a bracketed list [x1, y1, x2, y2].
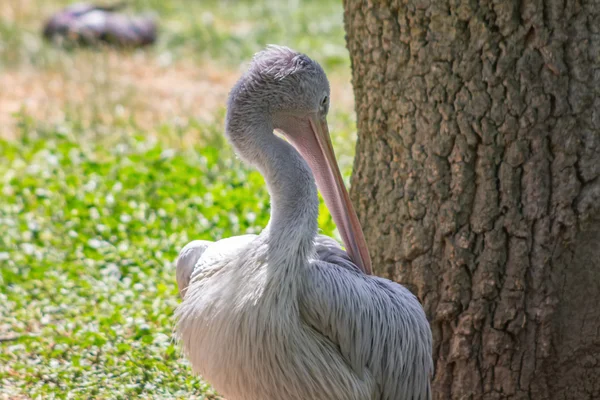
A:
[0, 0, 355, 141]
[0, 1, 357, 398]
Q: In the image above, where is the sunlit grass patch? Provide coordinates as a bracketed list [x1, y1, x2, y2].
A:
[0, 125, 269, 398]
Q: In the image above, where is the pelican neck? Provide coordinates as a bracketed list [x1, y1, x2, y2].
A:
[226, 117, 319, 255]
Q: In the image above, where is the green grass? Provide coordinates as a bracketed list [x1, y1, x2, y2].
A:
[0, 116, 353, 398]
[0, 1, 358, 397]
[0, 123, 252, 398]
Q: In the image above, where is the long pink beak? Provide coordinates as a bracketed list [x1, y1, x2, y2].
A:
[289, 114, 372, 275]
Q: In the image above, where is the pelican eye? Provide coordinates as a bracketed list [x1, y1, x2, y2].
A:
[321, 95, 328, 106]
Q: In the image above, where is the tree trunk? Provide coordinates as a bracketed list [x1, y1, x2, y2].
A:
[343, 1, 600, 399]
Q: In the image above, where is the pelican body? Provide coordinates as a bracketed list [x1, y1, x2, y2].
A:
[176, 46, 432, 400]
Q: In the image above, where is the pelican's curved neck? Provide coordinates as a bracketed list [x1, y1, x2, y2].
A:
[226, 108, 318, 256]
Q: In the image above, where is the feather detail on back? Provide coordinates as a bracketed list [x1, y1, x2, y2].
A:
[300, 259, 433, 399]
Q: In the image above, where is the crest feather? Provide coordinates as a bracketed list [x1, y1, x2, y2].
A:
[252, 45, 312, 80]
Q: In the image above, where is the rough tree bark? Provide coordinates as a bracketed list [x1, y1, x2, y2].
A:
[343, 1, 600, 399]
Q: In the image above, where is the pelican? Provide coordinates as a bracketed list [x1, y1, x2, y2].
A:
[175, 45, 432, 400]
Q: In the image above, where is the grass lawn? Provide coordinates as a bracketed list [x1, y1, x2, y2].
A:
[0, 0, 357, 398]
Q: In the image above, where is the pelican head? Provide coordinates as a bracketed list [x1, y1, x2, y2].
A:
[226, 45, 372, 274]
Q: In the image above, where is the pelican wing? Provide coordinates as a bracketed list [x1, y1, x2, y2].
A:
[176, 235, 257, 298]
[301, 243, 433, 400]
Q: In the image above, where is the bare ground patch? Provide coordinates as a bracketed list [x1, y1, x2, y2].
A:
[1, 50, 354, 140]
[0, 51, 237, 138]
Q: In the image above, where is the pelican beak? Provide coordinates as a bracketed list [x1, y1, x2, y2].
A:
[304, 114, 372, 275]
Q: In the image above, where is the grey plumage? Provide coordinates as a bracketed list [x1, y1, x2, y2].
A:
[175, 45, 433, 400]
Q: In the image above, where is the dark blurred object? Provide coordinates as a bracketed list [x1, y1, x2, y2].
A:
[43, 2, 157, 47]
